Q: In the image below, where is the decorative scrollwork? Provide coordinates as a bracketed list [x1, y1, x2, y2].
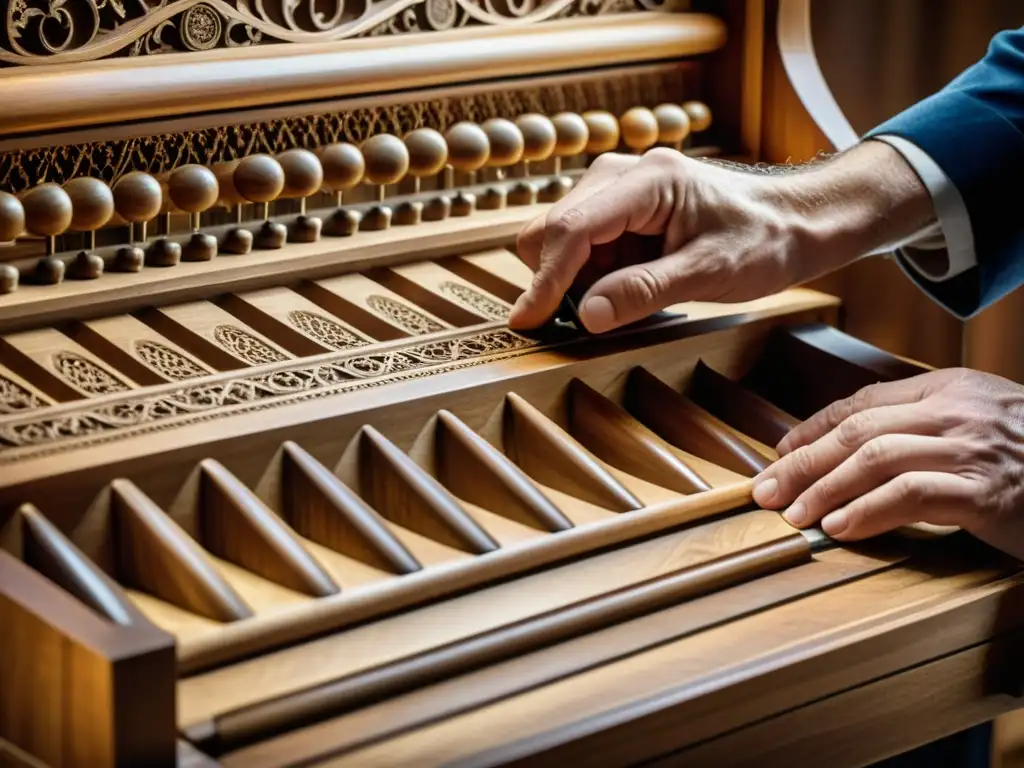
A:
[52, 351, 131, 395]
[288, 310, 369, 350]
[0, 374, 46, 414]
[0, 328, 537, 455]
[366, 295, 446, 335]
[0, 0, 673, 66]
[438, 281, 510, 321]
[134, 340, 209, 380]
[213, 325, 289, 365]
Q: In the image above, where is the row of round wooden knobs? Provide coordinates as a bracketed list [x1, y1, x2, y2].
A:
[0, 103, 710, 293]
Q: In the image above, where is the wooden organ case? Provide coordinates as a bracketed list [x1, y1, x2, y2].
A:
[1, 1, 1024, 766]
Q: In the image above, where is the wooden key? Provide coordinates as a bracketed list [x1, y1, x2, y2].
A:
[582, 110, 621, 159]
[620, 106, 660, 154]
[360, 134, 410, 232]
[64, 177, 113, 280]
[653, 103, 692, 151]
[319, 143, 365, 237]
[234, 154, 287, 249]
[510, 113, 556, 206]
[396, 128, 448, 225]
[168, 165, 220, 261]
[444, 121, 490, 217]
[541, 112, 589, 202]
[479, 118, 524, 210]
[277, 149, 324, 243]
[0, 192, 25, 294]
[212, 160, 254, 255]
[21, 183, 73, 285]
[112, 171, 166, 271]
[683, 100, 713, 133]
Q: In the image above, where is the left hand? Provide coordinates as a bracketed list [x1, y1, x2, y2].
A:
[751, 367, 1024, 558]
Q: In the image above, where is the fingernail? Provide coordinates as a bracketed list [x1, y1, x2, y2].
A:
[822, 510, 848, 536]
[580, 296, 615, 333]
[783, 502, 807, 526]
[752, 477, 778, 506]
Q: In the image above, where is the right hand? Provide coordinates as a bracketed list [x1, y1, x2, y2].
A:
[508, 142, 917, 334]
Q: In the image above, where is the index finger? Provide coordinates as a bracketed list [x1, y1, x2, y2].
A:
[775, 376, 933, 456]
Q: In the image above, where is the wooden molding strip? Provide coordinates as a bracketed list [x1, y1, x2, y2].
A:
[187, 534, 810, 752]
[0, 14, 727, 137]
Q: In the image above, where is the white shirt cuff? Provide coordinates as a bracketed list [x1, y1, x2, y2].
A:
[865, 135, 977, 282]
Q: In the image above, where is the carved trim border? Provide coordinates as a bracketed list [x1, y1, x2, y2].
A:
[0, 327, 541, 461]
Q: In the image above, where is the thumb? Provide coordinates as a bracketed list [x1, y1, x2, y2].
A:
[577, 236, 730, 333]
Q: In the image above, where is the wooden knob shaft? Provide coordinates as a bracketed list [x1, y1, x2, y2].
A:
[481, 118, 524, 168]
[404, 128, 449, 178]
[361, 135, 410, 186]
[64, 177, 114, 232]
[515, 114, 557, 163]
[444, 122, 490, 173]
[21, 183, 74, 237]
[168, 165, 220, 214]
[582, 111, 620, 155]
[653, 104, 691, 145]
[318, 143, 365, 192]
[277, 149, 324, 199]
[0, 191, 25, 242]
[620, 107, 659, 152]
[234, 155, 286, 204]
[551, 113, 589, 158]
[682, 101, 712, 133]
[112, 172, 163, 223]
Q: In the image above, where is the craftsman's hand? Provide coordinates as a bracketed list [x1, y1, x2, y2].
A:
[508, 141, 936, 334]
[751, 368, 1024, 559]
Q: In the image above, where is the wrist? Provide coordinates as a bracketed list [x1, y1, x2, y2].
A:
[771, 139, 938, 272]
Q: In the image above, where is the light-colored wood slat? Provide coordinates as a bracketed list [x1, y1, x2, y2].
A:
[311, 273, 452, 336]
[434, 410, 573, 533]
[0, 363, 54, 414]
[436, 250, 528, 305]
[0, 328, 136, 400]
[199, 460, 340, 598]
[624, 367, 772, 477]
[566, 378, 712, 495]
[503, 392, 643, 513]
[372, 261, 511, 324]
[137, 301, 293, 370]
[280, 442, 423, 576]
[177, 508, 795, 730]
[15, 504, 141, 626]
[452, 248, 534, 292]
[110, 480, 254, 623]
[221, 287, 373, 355]
[66, 314, 215, 385]
[350, 426, 500, 555]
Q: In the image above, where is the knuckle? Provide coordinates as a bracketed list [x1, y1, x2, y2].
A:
[789, 446, 817, 480]
[837, 411, 874, 449]
[590, 152, 633, 174]
[850, 383, 878, 414]
[546, 206, 586, 240]
[858, 437, 890, 471]
[893, 475, 929, 506]
[617, 265, 670, 308]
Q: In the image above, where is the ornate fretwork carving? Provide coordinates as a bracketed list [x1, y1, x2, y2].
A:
[0, 375, 45, 414]
[0, 328, 537, 456]
[1, 0, 680, 66]
[288, 310, 368, 350]
[366, 295, 446, 335]
[52, 352, 131, 395]
[213, 325, 289, 365]
[439, 281, 510, 321]
[134, 340, 209, 380]
[0, 68, 688, 191]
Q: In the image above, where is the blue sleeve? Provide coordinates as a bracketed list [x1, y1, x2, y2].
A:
[863, 27, 1024, 319]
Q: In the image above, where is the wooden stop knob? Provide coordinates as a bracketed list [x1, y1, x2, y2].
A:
[21, 183, 73, 237]
[64, 177, 114, 232]
[582, 111, 620, 155]
[653, 103, 691, 145]
[404, 128, 448, 177]
[361, 135, 410, 186]
[551, 113, 589, 158]
[277, 149, 324, 199]
[212, 161, 246, 208]
[112, 172, 162, 223]
[620, 107, 659, 152]
[682, 101, 712, 133]
[481, 118, 524, 168]
[515, 114, 557, 163]
[168, 165, 220, 213]
[234, 155, 285, 203]
[318, 143, 365, 192]
[0, 191, 25, 242]
[444, 122, 490, 173]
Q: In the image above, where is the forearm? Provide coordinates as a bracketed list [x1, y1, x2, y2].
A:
[772, 140, 938, 273]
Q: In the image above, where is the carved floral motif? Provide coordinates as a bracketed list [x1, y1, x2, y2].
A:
[439, 281, 510, 320]
[1, 0, 678, 66]
[0, 328, 537, 456]
[52, 352, 131, 395]
[135, 340, 210, 380]
[213, 325, 289, 365]
[366, 295, 446, 335]
[0, 375, 46, 414]
[288, 310, 369, 350]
